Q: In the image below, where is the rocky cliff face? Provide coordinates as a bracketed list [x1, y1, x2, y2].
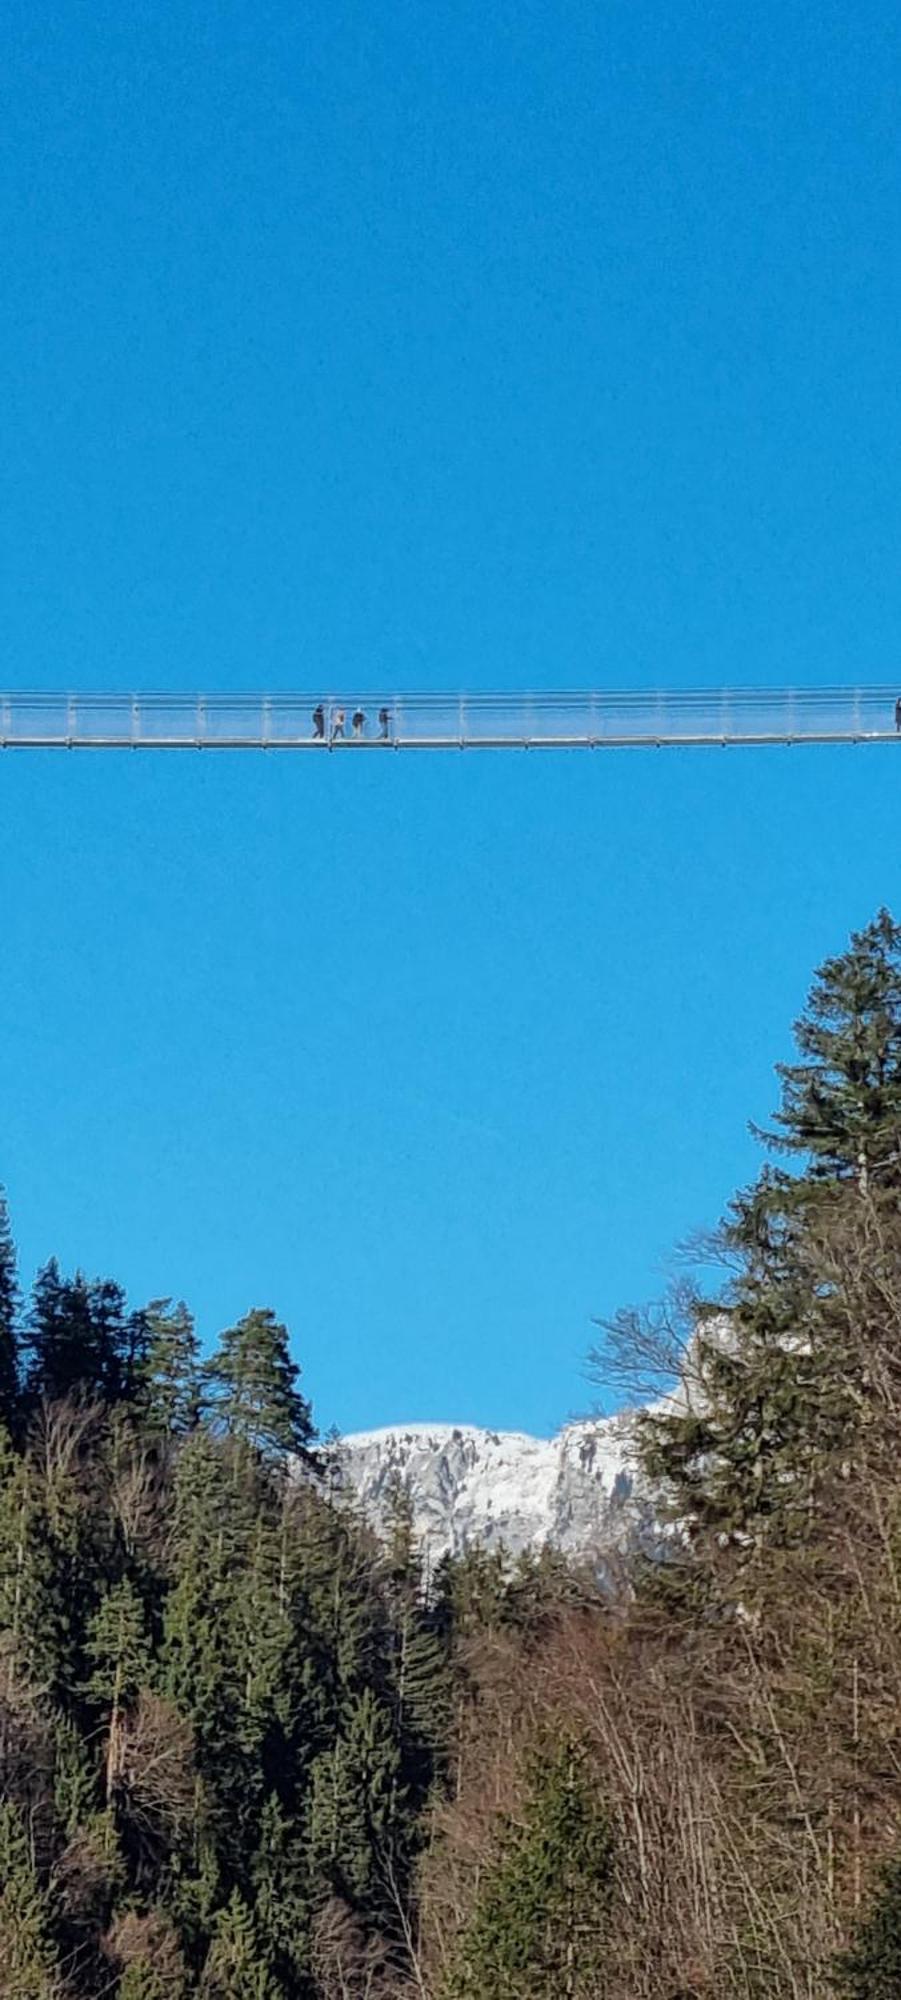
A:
[337, 1414, 650, 1565]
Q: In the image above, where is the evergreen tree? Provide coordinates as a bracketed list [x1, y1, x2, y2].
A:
[307, 1687, 402, 1913]
[140, 1300, 200, 1437]
[764, 906, 901, 1189]
[0, 1419, 87, 1703]
[0, 1191, 20, 1428]
[52, 1709, 98, 1838]
[638, 912, 901, 1555]
[837, 1859, 901, 1998]
[0, 1800, 61, 2000]
[381, 1484, 451, 1797]
[25, 1262, 146, 1408]
[85, 1577, 153, 1821]
[446, 1738, 614, 2000]
[250, 1793, 311, 1991]
[162, 1429, 245, 1788]
[119, 1956, 187, 2000]
[203, 1310, 314, 1462]
[199, 1889, 282, 2000]
[433, 1545, 510, 1639]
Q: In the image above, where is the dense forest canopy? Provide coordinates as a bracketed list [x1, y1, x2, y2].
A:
[4, 908, 901, 1996]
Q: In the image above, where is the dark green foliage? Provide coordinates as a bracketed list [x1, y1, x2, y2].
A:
[764, 906, 901, 1187]
[141, 1300, 201, 1436]
[0, 1211, 459, 1994]
[433, 1545, 510, 1638]
[85, 1576, 153, 1711]
[25, 1259, 148, 1408]
[250, 1795, 311, 1990]
[307, 1687, 402, 1913]
[445, 1737, 614, 2000]
[837, 1861, 901, 1997]
[0, 1190, 20, 1426]
[199, 1888, 282, 1998]
[0, 1800, 61, 1999]
[203, 1309, 314, 1462]
[639, 914, 901, 1555]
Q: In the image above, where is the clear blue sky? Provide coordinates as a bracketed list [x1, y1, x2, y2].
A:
[2, 0, 901, 1436]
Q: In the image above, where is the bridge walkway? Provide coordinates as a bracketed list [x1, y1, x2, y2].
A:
[1, 688, 900, 749]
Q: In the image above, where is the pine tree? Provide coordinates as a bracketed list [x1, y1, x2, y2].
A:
[52, 1710, 98, 1838]
[162, 1428, 245, 1778]
[250, 1793, 311, 1990]
[0, 1422, 76, 1702]
[446, 1738, 614, 2000]
[162, 1427, 279, 1884]
[307, 1687, 402, 1913]
[433, 1546, 510, 1640]
[119, 1958, 187, 2000]
[25, 1262, 145, 1408]
[0, 1800, 61, 2000]
[764, 906, 901, 1189]
[199, 1889, 282, 2000]
[0, 1192, 20, 1428]
[140, 1300, 200, 1436]
[203, 1310, 314, 1462]
[85, 1577, 153, 1818]
[638, 911, 901, 1556]
[381, 1483, 451, 1799]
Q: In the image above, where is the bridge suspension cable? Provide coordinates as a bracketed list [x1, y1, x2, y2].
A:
[0, 688, 899, 750]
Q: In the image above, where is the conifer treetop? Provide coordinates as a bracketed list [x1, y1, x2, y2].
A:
[764, 906, 901, 1188]
[202, 1306, 314, 1461]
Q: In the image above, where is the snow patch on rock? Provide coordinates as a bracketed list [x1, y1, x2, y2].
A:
[336, 1413, 650, 1565]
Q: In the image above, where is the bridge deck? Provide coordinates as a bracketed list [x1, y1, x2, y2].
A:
[1, 688, 900, 749]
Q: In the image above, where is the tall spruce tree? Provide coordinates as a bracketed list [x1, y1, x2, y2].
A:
[199, 1889, 282, 2000]
[306, 1687, 403, 1915]
[162, 1428, 246, 1799]
[250, 1793, 311, 1992]
[381, 1483, 451, 1800]
[765, 906, 901, 1189]
[25, 1262, 146, 1408]
[85, 1577, 153, 1817]
[0, 1192, 20, 1428]
[446, 1737, 614, 2000]
[202, 1310, 314, 1462]
[140, 1299, 200, 1436]
[639, 910, 901, 1554]
[0, 1800, 61, 2000]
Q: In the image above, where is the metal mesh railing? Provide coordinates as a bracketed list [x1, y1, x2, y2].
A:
[0, 688, 899, 748]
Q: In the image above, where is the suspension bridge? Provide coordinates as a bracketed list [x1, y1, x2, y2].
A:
[0, 687, 899, 750]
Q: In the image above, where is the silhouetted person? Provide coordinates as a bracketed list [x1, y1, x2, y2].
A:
[378, 706, 391, 740]
[895, 697, 901, 734]
[352, 708, 365, 739]
[331, 707, 346, 742]
[312, 704, 325, 740]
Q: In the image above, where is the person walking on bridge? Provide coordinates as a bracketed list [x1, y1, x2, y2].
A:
[331, 707, 346, 743]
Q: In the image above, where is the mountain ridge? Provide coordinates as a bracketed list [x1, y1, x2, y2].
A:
[336, 1411, 650, 1563]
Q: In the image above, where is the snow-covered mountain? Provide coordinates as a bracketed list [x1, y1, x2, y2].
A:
[336, 1414, 651, 1566]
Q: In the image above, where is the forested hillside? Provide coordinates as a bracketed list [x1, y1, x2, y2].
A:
[6, 910, 901, 1996]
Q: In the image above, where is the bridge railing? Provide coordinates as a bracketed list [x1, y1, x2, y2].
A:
[0, 688, 899, 747]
